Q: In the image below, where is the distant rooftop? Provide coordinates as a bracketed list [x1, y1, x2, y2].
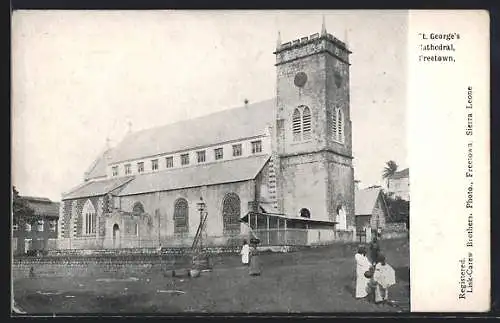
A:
[389, 168, 409, 180]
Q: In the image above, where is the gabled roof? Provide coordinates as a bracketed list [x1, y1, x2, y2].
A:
[389, 168, 409, 180]
[84, 148, 113, 181]
[109, 99, 275, 164]
[62, 176, 134, 200]
[118, 155, 270, 196]
[355, 187, 384, 216]
[22, 197, 60, 218]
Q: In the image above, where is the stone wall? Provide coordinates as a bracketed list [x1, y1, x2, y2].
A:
[383, 222, 408, 239]
[12, 247, 244, 280]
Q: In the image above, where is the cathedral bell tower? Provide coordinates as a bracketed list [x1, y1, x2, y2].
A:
[273, 23, 355, 230]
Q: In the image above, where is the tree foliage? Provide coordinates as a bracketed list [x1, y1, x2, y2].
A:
[383, 192, 409, 224]
[12, 186, 36, 224]
[382, 160, 399, 180]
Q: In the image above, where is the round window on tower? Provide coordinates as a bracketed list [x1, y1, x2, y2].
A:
[294, 72, 308, 88]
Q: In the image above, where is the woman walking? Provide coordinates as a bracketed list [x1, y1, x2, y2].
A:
[249, 238, 261, 276]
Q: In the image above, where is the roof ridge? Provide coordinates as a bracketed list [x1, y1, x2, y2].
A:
[127, 98, 275, 137]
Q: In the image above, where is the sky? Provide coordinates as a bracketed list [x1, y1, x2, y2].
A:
[12, 10, 408, 201]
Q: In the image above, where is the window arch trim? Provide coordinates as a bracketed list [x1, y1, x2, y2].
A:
[82, 199, 96, 235]
[173, 198, 189, 234]
[222, 193, 241, 235]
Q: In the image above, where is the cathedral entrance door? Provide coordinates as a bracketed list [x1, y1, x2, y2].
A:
[113, 224, 120, 248]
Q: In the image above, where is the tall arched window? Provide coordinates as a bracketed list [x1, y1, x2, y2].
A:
[132, 202, 145, 215]
[222, 193, 241, 235]
[174, 198, 189, 234]
[332, 109, 338, 140]
[82, 199, 96, 235]
[337, 109, 344, 142]
[336, 205, 347, 231]
[302, 106, 312, 140]
[292, 108, 302, 142]
[332, 108, 344, 143]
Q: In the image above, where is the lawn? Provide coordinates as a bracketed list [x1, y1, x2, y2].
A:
[13, 238, 410, 314]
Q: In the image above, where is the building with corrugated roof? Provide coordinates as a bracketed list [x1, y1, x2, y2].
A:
[354, 187, 389, 243]
[58, 26, 357, 249]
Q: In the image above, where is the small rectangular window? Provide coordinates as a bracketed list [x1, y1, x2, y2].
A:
[214, 148, 223, 160]
[166, 156, 174, 168]
[112, 166, 119, 177]
[197, 150, 206, 163]
[151, 159, 158, 171]
[232, 144, 242, 157]
[181, 153, 190, 165]
[137, 162, 144, 173]
[124, 164, 131, 175]
[25, 223, 31, 232]
[251, 140, 262, 154]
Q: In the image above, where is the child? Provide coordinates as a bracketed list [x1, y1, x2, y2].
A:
[240, 240, 250, 266]
[372, 254, 396, 304]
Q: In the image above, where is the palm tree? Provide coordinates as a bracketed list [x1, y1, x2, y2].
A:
[382, 160, 399, 189]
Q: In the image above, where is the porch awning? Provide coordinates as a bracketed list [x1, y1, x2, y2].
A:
[240, 211, 337, 227]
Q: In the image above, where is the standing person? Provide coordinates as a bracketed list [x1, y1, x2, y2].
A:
[240, 240, 250, 266]
[354, 245, 372, 299]
[365, 226, 372, 243]
[249, 238, 261, 276]
[368, 236, 380, 265]
[373, 254, 396, 304]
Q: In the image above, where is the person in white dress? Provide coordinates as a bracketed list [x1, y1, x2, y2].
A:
[373, 254, 396, 304]
[240, 240, 250, 266]
[354, 245, 372, 299]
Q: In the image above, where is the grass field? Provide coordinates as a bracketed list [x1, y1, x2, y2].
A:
[13, 238, 409, 314]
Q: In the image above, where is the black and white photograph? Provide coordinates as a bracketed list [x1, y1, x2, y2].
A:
[13, 9, 490, 315]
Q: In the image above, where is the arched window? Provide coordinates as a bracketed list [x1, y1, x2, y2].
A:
[332, 108, 344, 143]
[82, 199, 96, 235]
[174, 198, 189, 234]
[292, 108, 302, 142]
[302, 106, 312, 140]
[337, 109, 344, 143]
[332, 109, 338, 140]
[300, 208, 311, 218]
[222, 193, 241, 235]
[132, 202, 145, 215]
[336, 205, 347, 231]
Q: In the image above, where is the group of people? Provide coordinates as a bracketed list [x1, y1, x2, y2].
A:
[240, 239, 261, 276]
[355, 237, 396, 304]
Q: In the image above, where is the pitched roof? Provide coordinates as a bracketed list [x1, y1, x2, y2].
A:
[84, 148, 113, 181]
[23, 198, 60, 218]
[62, 176, 134, 200]
[355, 187, 383, 216]
[108, 99, 275, 164]
[389, 168, 409, 180]
[118, 155, 270, 196]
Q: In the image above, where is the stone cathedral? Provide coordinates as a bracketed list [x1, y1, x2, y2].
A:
[58, 25, 356, 250]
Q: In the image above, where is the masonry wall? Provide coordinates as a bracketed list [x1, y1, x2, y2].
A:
[279, 153, 328, 221]
[325, 152, 355, 228]
[370, 197, 387, 229]
[117, 180, 256, 247]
